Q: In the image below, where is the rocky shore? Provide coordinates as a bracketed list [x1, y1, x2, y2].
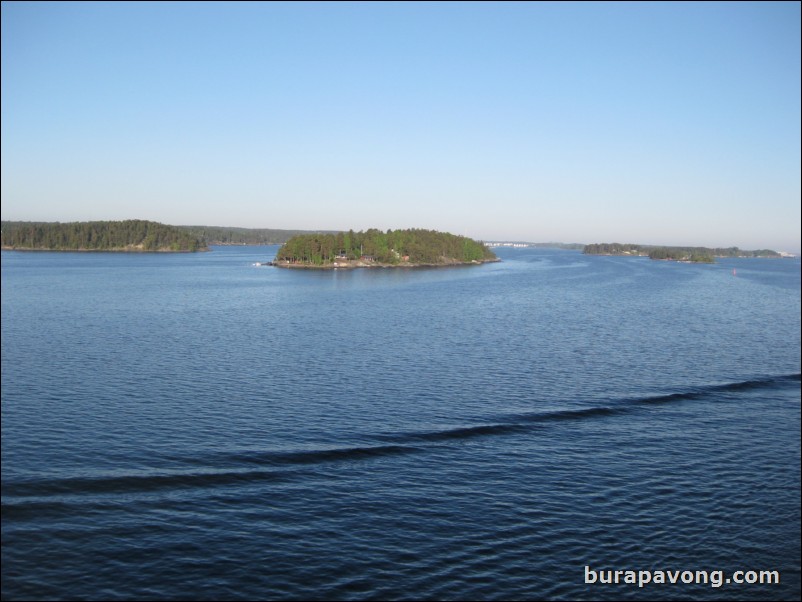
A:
[266, 257, 500, 270]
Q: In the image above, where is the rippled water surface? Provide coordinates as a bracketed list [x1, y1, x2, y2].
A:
[2, 246, 800, 600]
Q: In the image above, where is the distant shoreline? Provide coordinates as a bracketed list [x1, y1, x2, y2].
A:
[1, 246, 209, 253]
[582, 242, 793, 262]
[1, 220, 207, 252]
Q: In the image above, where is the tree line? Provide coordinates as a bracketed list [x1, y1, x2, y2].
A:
[1, 220, 207, 252]
[647, 248, 715, 263]
[275, 228, 497, 265]
[176, 225, 336, 245]
[583, 243, 780, 261]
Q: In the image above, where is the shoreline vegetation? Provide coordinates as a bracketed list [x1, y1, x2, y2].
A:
[582, 243, 784, 263]
[2, 221, 791, 262]
[1, 220, 207, 252]
[270, 228, 498, 269]
[176, 225, 336, 246]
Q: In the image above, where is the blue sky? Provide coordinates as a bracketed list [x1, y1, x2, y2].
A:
[2, 1, 800, 252]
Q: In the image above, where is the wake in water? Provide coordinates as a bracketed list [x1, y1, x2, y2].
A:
[2, 373, 799, 504]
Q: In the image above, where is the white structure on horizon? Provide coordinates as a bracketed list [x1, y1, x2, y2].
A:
[486, 242, 531, 248]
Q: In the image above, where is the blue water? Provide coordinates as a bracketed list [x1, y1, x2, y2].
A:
[2, 246, 800, 600]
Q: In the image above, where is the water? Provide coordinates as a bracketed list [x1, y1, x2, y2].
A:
[2, 246, 800, 600]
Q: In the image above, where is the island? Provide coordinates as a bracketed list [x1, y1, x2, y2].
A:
[270, 228, 498, 269]
[582, 243, 783, 263]
[1, 220, 208, 252]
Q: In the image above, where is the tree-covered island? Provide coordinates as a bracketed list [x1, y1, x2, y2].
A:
[272, 228, 498, 268]
[1, 220, 207, 252]
[582, 243, 782, 263]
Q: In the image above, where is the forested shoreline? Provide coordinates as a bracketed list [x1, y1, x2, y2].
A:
[6, 221, 783, 263]
[176, 225, 336, 245]
[273, 228, 497, 267]
[583, 242, 781, 263]
[1, 220, 207, 252]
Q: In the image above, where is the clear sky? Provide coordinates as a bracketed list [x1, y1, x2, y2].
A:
[2, 1, 800, 252]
